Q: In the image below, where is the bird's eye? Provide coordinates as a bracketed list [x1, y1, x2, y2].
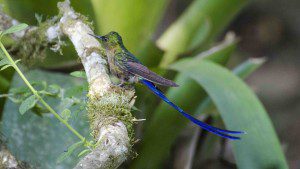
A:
[103, 37, 108, 42]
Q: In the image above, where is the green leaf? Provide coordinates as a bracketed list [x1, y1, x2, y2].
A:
[14, 59, 21, 64]
[65, 85, 87, 98]
[0, 59, 10, 67]
[192, 57, 267, 124]
[0, 64, 12, 71]
[10, 86, 30, 94]
[0, 74, 10, 91]
[3, 0, 94, 25]
[31, 81, 47, 91]
[47, 84, 61, 95]
[57, 140, 84, 164]
[8, 96, 21, 103]
[0, 49, 4, 59]
[2, 70, 90, 168]
[137, 40, 164, 66]
[233, 57, 266, 79]
[70, 71, 86, 79]
[131, 106, 142, 113]
[35, 13, 43, 25]
[19, 95, 37, 115]
[131, 36, 236, 169]
[193, 58, 267, 161]
[61, 109, 71, 122]
[58, 98, 75, 113]
[77, 149, 91, 157]
[187, 17, 211, 52]
[194, 57, 267, 117]
[158, 0, 247, 67]
[2, 23, 28, 35]
[91, 0, 169, 53]
[169, 60, 288, 169]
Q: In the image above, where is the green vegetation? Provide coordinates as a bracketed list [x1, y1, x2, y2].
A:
[0, 0, 287, 168]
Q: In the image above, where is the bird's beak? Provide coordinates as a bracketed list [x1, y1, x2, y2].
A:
[88, 33, 103, 40]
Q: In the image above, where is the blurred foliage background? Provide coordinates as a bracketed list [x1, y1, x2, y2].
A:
[0, 0, 299, 168]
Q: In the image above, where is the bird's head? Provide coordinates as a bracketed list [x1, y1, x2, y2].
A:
[89, 31, 124, 51]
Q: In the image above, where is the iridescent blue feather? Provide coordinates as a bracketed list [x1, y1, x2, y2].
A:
[140, 79, 245, 140]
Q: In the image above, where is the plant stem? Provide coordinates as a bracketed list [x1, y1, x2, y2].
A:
[0, 42, 86, 143]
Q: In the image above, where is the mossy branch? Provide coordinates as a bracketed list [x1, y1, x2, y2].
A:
[0, 0, 135, 168]
[54, 1, 136, 168]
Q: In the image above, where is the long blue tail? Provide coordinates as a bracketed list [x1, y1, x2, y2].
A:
[140, 79, 245, 140]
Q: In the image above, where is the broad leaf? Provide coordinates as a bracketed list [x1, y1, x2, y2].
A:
[1, 70, 90, 168]
[191, 58, 267, 164]
[0, 59, 10, 67]
[169, 60, 288, 169]
[158, 0, 247, 67]
[131, 36, 237, 169]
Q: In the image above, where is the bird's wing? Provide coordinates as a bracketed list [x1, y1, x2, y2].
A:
[125, 61, 179, 87]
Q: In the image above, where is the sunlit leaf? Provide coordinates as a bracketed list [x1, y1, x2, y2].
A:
[158, 0, 247, 67]
[2, 23, 28, 35]
[70, 71, 86, 79]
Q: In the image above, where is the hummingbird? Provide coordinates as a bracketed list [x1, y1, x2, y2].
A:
[89, 32, 245, 140]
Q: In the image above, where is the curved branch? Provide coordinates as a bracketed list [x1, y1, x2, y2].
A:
[0, 0, 135, 168]
[56, 1, 135, 168]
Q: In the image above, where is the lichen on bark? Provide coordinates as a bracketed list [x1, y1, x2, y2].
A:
[0, 0, 136, 168]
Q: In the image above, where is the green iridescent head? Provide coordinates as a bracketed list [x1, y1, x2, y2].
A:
[89, 31, 123, 50]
